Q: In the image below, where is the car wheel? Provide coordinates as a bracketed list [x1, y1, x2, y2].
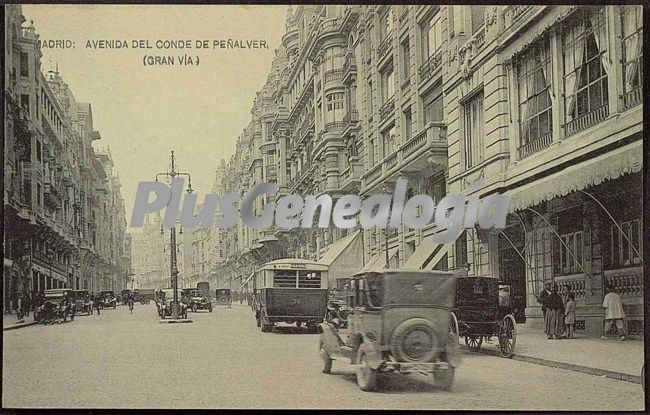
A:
[209, 307, 213, 313]
[390, 318, 439, 363]
[191, 304, 197, 313]
[296, 321, 303, 328]
[319, 340, 332, 374]
[355, 347, 378, 391]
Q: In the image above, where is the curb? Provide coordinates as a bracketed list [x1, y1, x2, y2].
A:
[3, 321, 38, 331]
[469, 346, 642, 384]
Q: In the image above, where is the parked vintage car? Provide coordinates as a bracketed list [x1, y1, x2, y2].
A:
[73, 290, 93, 315]
[134, 288, 154, 304]
[100, 290, 117, 309]
[215, 289, 231, 308]
[36, 289, 76, 324]
[156, 288, 188, 319]
[319, 269, 461, 392]
[182, 288, 213, 312]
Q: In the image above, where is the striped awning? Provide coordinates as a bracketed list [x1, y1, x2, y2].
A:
[507, 140, 643, 213]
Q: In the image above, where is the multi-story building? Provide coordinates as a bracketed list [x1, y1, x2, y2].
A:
[3, 5, 130, 311]
[211, 5, 643, 335]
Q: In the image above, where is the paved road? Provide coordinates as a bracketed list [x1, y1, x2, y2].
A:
[2, 303, 644, 410]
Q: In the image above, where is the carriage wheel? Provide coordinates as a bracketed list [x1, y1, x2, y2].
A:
[498, 314, 517, 358]
[464, 335, 483, 352]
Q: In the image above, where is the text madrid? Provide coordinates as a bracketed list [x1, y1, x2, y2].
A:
[130, 178, 509, 244]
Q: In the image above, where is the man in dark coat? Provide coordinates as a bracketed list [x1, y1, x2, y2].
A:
[536, 283, 552, 318]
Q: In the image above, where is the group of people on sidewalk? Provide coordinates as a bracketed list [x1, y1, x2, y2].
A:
[536, 283, 627, 341]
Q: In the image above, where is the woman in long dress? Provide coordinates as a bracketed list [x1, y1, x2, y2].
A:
[543, 285, 565, 339]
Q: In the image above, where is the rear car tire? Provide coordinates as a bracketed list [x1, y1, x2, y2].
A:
[355, 347, 378, 391]
[390, 318, 440, 363]
[319, 340, 332, 374]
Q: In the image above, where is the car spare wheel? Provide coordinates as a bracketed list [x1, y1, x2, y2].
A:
[390, 318, 440, 363]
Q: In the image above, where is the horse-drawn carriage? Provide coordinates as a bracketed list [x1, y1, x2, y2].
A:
[453, 276, 517, 358]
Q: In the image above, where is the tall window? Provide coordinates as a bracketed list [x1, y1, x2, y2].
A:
[20, 52, 29, 77]
[403, 107, 412, 141]
[517, 37, 552, 149]
[325, 92, 345, 122]
[382, 124, 396, 157]
[463, 91, 484, 169]
[611, 219, 642, 268]
[471, 6, 486, 34]
[560, 231, 583, 275]
[367, 80, 374, 115]
[380, 63, 395, 103]
[421, 13, 443, 59]
[20, 94, 29, 113]
[621, 5, 643, 108]
[401, 37, 411, 81]
[422, 83, 443, 124]
[379, 8, 395, 40]
[455, 230, 468, 268]
[562, 7, 609, 132]
[368, 137, 378, 166]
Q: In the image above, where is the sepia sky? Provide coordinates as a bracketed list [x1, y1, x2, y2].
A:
[22, 4, 288, 228]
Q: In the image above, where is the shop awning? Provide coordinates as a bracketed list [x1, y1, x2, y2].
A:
[402, 236, 447, 270]
[507, 140, 642, 213]
[318, 231, 363, 282]
[362, 246, 399, 272]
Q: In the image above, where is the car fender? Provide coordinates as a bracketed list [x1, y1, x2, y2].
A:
[359, 335, 383, 370]
[445, 332, 462, 368]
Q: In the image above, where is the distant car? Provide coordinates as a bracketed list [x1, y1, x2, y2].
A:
[73, 290, 92, 315]
[182, 288, 213, 312]
[36, 289, 76, 324]
[120, 289, 133, 305]
[215, 289, 231, 308]
[156, 288, 188, 319]
[100, 291, 117, 309]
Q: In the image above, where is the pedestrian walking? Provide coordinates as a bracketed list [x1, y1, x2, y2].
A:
[602, 285, 626, 341]
[535, 283, 552, 319]
[16, 293, 25, 323]
[543, 284, 564, 339]
[94, 293, 101, 315]
[564, 292, 576, 339]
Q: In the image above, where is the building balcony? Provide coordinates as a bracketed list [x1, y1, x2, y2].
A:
[379, 94, 396, 120]
[342, 53, 357, 84]
[377, 32, 393, 61]
[341, 5, 360, 34]
[323, 68, 344, 88]
[563, 104, 609, 138]
[418, 51, 442, 84]
[44, 182, 62, 209]
[518, 132, 553, 160]
[339, 162, 363, 192]
[503, 5, 536, 29]
[363, 122, 447, 191]
[323, 121, 346, 135]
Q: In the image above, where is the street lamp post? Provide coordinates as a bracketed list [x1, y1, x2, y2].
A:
[155, 151, 193, 319]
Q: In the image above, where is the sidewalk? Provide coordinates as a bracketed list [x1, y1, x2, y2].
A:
[3, 312, 38, 331]
[468, 326, 644, 384]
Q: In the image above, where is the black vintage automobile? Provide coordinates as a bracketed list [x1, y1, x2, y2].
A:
[36, 289, 76, 324]
[73, 290, 93, 315]
[100, 290, 117, 309]
[319, 270, 461, 392]
[156, 288, 188, 319]
[454, 276, 517, 358]
[182, 288, 213, 312]
[215, 289, 231, 308]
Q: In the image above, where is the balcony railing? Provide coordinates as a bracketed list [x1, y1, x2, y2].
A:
[377, 32, 393, 59]
[343, 109, 358, 127]
[563, 104, 609, 137]
[605, 269, 643, 298]
[343, 53, 356, 82]
[366, 163, 382, 183]
[324, 121, 346, 133]
[418, 51, 442, 83]
[555, 274, 586, 301]
[324, 68, 344, 84]
[379, 94, 396, 119]
[623, 86, 642, 110]
[518, 132, 553, 159]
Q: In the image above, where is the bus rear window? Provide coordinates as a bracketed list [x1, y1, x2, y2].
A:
[298, 271, 321, 288]
[273, 272, 296, 288]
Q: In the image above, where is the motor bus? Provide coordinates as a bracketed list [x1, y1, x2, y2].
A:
[253, 259, 328, 333]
